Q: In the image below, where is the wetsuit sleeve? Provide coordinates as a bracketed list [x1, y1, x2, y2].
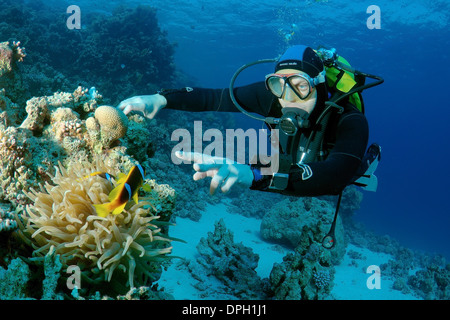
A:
[251, 112, 369, 196]
[162, 82, 275, 117]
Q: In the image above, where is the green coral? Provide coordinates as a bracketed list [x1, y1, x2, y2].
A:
[41, 249, 64, 300]
[0, 258, 30, 299]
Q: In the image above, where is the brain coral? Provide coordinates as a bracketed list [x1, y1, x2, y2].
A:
[15, 156, 173, 292]
[94, 105, 128, 147]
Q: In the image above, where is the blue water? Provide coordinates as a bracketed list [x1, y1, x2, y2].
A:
[21, 0, 450, 259]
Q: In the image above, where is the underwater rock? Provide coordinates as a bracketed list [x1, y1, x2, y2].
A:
[269, 242, 335, 300]
[192, 219, 268, 299]
[260, 197, 346, 264]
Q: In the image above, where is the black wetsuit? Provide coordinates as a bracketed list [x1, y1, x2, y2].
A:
[162, 82, 368, 197]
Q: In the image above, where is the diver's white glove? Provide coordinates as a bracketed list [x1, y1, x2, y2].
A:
[175, 151, 254, 195]
[117, 94, 167, 119]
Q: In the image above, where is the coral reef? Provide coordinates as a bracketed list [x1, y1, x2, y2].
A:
[312, 269, 332, 289]
[345, 217, 449, 300]
[187, 219, 268, 299]
[15, 157, 174, 295]
[20, 96, 50, 134]
[269, 242, 335, 300]
[0, 203, 18, 232]
[0, 85, 107, 206]
[0, 250, 67, 300]
[0, 1, 178, 104]
[41, 248, 64, 300]
[92, 105, 128, 148]
[1, 88, 24, 127]
[0, 2, 186, 300]
[0, 125, 37, 205]
[260, 196, 346, 264]
[117, 286, 174, 300]
[0, 41, 25, 77]
[0, 257, 30, 299]
[406, 263, 449, 300]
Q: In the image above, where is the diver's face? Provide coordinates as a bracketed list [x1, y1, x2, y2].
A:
[276, 69, 317, 114]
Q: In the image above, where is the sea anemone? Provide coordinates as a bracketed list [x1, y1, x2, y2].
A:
[15, 156, 173, 292]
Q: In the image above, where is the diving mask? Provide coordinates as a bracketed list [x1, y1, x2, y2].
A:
[265, 71, 326, 101]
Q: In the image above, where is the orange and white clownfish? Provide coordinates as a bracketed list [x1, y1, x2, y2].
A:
[93, 164, 152, 217]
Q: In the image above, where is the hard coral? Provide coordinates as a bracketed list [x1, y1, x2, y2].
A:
[0, 203, 18, 232]
[0, 88, 24, 127]
[0, 41, 25, 77]
[93, 105, 128, 147]
[260, 197, 346, 264]
[0, 125, 36, 205]
[20, 96, 50, 134]
[16, 156, 173, 293]
[192, 219, 268, 299]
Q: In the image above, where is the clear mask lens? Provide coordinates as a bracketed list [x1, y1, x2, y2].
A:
[266, 73, 313, 100]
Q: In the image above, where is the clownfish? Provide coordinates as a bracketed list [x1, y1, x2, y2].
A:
[93, 164, 152, 218]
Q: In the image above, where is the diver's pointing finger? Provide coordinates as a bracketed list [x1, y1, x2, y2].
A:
[122, 105, 134, 115]
[193, 169, 217, 181]
[194, 163, 222, 172]
[221, 175, 238, 193]
[117, 102, 126, 110]
[210, 165, 230, 195]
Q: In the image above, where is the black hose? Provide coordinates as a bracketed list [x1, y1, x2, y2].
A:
[228, 58, 278, 122]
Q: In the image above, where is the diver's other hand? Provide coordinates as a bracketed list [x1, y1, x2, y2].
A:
[175, 151, 254, 195]
[117, 94, 167, 119]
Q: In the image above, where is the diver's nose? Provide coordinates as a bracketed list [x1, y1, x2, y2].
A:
[282, 86, 297, 102]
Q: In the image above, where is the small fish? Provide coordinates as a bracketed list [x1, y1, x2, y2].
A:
[93, 164, 151, 217]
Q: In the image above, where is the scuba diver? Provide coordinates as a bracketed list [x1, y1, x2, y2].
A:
[117, 45, 383, 248]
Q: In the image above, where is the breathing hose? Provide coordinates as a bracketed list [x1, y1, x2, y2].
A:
[228, 58, 278, 123]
